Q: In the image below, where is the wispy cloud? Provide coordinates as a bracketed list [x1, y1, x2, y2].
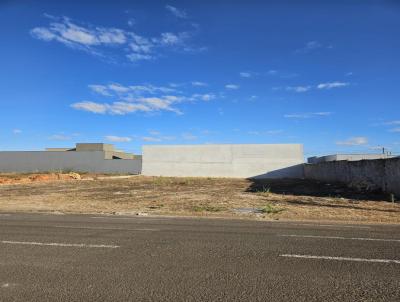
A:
[72, 82, 217, 115]
[239, 72, 252, 78]
[281, 82, 349, 93]
[336, 136, 368, 146]
[285, 86, 312, 93]
[284, 112, 332, 119]
[127, 18, 135, 27]
[182, 132, 197, 140]
[165, 5, 187, 19]
[317, 82, 349, 89]
[389, 128, 400, 133]
[141, 130, 176, 142]
[105, 135, 132, 142]
[225, 84, 240, 90]
[31, 15, 203, 63]
[12, 129, 22, 134]
[191, 81, 207, 87]
[384, 120, 400, 126]
[295, 41, 331, 54]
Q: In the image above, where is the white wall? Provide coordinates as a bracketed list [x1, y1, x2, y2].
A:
[142, 144, 304, 178]
[0, 151, 141, 174]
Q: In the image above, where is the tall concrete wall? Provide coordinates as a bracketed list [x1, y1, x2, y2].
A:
[304, 157, 400, 197]
[0, 151, 141, 174]
[142, 144, 304, 179]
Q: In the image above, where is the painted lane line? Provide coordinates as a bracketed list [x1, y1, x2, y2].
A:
[290, 223, 370, 229]
[53, 225, 158, 231]
[280, 254, 400, 264]
[1, 240, 119, 249]
[90, 216, 166, 220]
[279, 234, 400, 243]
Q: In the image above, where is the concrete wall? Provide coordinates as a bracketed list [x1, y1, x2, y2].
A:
[0, 151, 141, 174]
[142, 144, 304, 179]
[308, 154, 395, 164]
[304, 157, 400, 197]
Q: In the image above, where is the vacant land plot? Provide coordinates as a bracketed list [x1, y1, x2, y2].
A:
[0, 175, 399, 224]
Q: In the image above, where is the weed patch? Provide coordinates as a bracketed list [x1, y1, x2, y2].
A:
[259, 204, 284, 214]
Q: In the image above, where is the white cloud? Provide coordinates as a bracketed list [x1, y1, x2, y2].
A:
[191, 93, 216, 101]
[89, 83, 177, 98]
[160, 32, 182, 45]
[296, 41, 325, 53]
[72, 81, 218, 115]
[336, 137, 368, 146]
[13, 129, 22, 134]
[284, 112, 332, 119]
[240, 72, 251, 78]
[389, 128, 400, 133]
[225, 84, 239, 90]
[182, 133, 197, 140]
[108, 83, 131, 93]
[191, 81, 207, 87]
[286, 86, 312, 93]
[88, 84, 111, 96]
[317, 82, 349, 89]
[165, 5, 187, 19]
[126, 53, 154, 62]
[127, 18, 135, 27]
[282, 82, 349, 92]
[71, 101, 107, 114]
[105, 135, 132, 142]
[384, 120, 400, 126]
[31, 15, 203, 63]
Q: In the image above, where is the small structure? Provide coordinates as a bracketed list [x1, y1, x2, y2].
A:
[307, 153, 397, 164]
[0, 143, 141, 174]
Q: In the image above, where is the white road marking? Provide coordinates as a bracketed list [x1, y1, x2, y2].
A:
[90, 216, 165, 220]
[279, 234, 400, 243]
[53, 225, 158, 231]
[1, 240, 119, 249]
[1, 283, 18, 288]
[280, 254, 400, 264]
[290, 223, 370, 229]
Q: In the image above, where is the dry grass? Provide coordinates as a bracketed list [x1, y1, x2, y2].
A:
[0, 175, 399, 224]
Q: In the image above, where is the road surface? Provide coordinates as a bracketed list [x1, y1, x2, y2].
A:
[1, 213, 399, 301]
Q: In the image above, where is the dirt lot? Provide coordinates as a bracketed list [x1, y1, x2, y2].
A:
[0, 175, 399, 224]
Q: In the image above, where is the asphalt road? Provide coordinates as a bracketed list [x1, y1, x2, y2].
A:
[0, 213, 399, 301]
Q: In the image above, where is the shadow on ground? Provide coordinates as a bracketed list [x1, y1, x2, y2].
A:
[245, 178, 390, 202]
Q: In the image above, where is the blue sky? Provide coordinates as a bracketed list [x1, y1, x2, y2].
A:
[1, 0, 399, 157]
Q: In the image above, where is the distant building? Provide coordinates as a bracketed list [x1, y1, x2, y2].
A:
[45, 143, 136, 160]
[308, 153, 397, 164]
[0, 143, 141, 174]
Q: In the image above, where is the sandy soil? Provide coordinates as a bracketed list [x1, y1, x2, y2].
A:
[0, 175, 399, 224]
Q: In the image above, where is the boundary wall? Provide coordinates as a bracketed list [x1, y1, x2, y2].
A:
[0, 151, 141, 174]
[142, 144, 304, 179]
